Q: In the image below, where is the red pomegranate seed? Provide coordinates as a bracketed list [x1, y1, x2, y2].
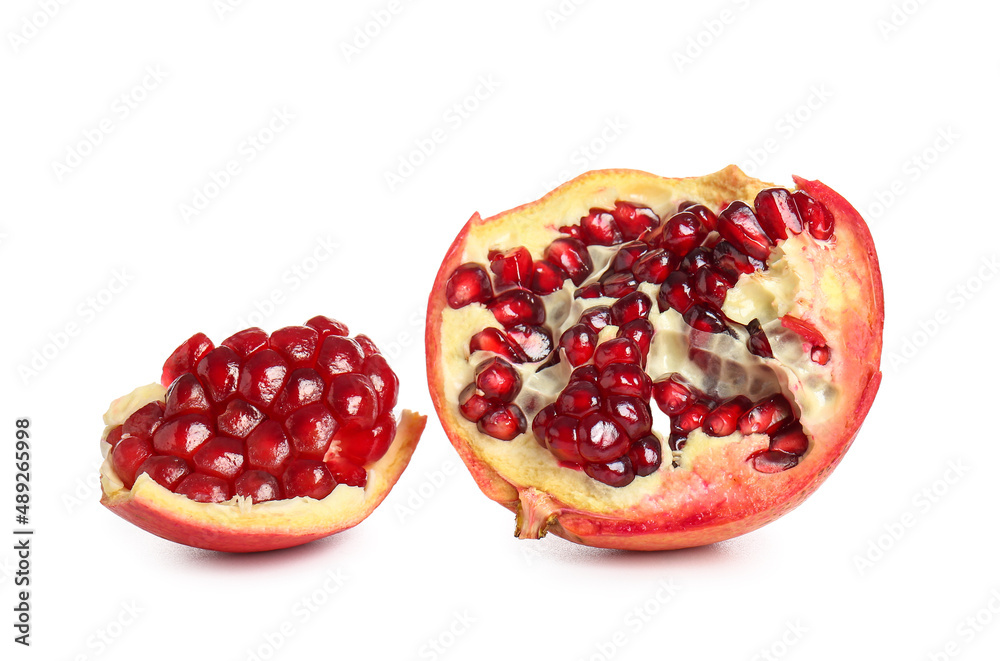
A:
[597, 363, 651, 399]
[611, 202, 660, 240]
[754, 188, 802, 241]
[325, 458, 367, 488]
[246, 420, 292, 476]
[631, 249, 676, 284]
[363, 354, 399, 415]
[305, 315, 350, 338]
[610, 291, 652, 326]
[138, 455, 191, 490]
[577, 413, 630, 463]
[739, 394, 794, 435]
[668, 431, 687, 451]
[692, 266, 731, 308]
[603, 395, 653, 438]
[652, 375, 695, 415]
[546, 415, 584, 463]
[683, 304, 729, 334]
[445, 263, 494, 308]
[594, 337, 642, 371]
[559, 324, 598, 367]
[681, 204, 718, 232]
[176, 474, 231, 503]
[545, 237, 593, 285]
[600, 272, 639, 298]
[315, 336, 365, 380]
[162, 332, 214, 387]
[747, 319, 774, 359]
[628, 435, 661, 477]
[488, 289, 546, 327]
[477, 403, 527, 441]
[123, 401, 165, 439]
[326, 373, 379, 430]
[811, 346, 831, 365]
[531, 404, 557, 446]
[574, 284, 603, 299]
[475, 357, 521, 402]
[570, 364, 600, 384]
[112, 436, 154, 488]
[530, 260, 567, 295]
[489, 247, 533, 289]
[459, 383, 494, 422]
[507, 324, 553, 363]
[770, 421, 809, 456]
[793, 192, 835, 240]
[611, 241, 648, 272]
[193, 436, 245, 481]
[235, 470, 281, 502]
[105, 426, 125, 449]
[285, 402, 338, 459]
[659, 211, 708, 256]
[717, 202, 773, 262]
[216, 399, 264, 438]
[221, 327, 268, 360]
[152, 414, 214, 459]
[749, 449, 799, 473]
[672, 400, 712, 435]
[556, 381, 602, 417]
[617, 319, 653, 357]
[282, 459, 336, 499]
[195, 346, 240, 403]
[781, 315, 827, 346]
[703, 396, 752, 437]
[469, 328, 528, 363]
[560, 224, 584, 239]
[580, 306, 612, 332]
[334, 414, 396, 464]
[272, 368, 325, 418]
[269, 325, 320, 367]
[658, 271, 694, 314]
[581, 209, 623, 246]
[164, 374, 211, 418]
[584, 456, 635, 488]
[678, 246, 713, 274]
[712, 240, 762, 285]
[238, 349, 289, 410]
[354, 334, 380, 358]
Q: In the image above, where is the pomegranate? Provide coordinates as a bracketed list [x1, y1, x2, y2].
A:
[99, 316, 426, 552]
[426, 166, 882, 550]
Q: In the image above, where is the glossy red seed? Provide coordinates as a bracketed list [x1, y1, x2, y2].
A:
[235, 470, 281, 502]
[617, 319, 652, 356]
[703, 396, 752, 437]
[531, 404, 557, 446]
[164, 374, 211, 418]
[679, 246, 713, 275]
[193, 436, 245, 481]
[475, 357, 521, 402]
[556, 381, 602, 417]
[600, 272, 639, 298]
[195, 346, 240, 403]
[577, 413, 630, 463]
[652, 374, 695, 415]
[672, 400, 711, 435]
[507, 324, 553, 363]
[272, 368, 325, 418]
[477, 404, 527, 441]
[749, 449, 799, 473]
[354, 334, 380, 358]
[570, 364, 600, 384]
[594, 337, 642, 371]
[658, 271, 694, 314]
[754, 188, 802, 241]
[469, 328, 528, 363]
[611, 202, 660, 240]
[305, 315, 350, 338]
[584, 456, 635, 488]
[123, 402, 165, 439]
[659, 211, 708, 256]
[574, 284, 603, 299]
[176, 474, 231, 503]
[717, 202, 773, 261]
[326, 373, 379, 430]
[811, 345, 831, 365]
[559, 324, 598, 367]
[112, 436, 154, 488]
[315, 336, 365, 379]
[580, 306, 612, 332]
[216, 399, 264, 439]
[610, 241, 648, 272]
[712, 240, 762, 285]
[683, 304, 729, 334]
[105, 426, 125, 449]
[445, 263, 494, 308]
[152, 414, 214, 458]
[604, 395, 653, 439]
[282, 460, 336, 499]
[546, 415, 583, 463]
[325, 458, 367, 488]
[285, 402, 338, 459]
[598, 363, 651, 399]
[162, 333, 214, 387]
[545, 237, 593, 285]
[610, 291, 652, 326]
[138, 456, 191, 490]
[628, 435, 661, 477]
[488, 289, 546, 327]
[364, 354, 398, 415]
[560, 224, 584, 239]
[631, 249, 676, 284]
[489, 247, 533, 289]
[781, 315, 827, 346]
[238, 349, 289, 410]
[530, 260, 567, 295]
[770, 421, 809, 456]
[221, 327, 269, 360]
[739, 394, 794, 435]
[581, 209, 623, 246]
[246, 420, 292, 475]
[747, 319, 774, 359]
[459, 383, 493, 422]
[793, 192, 834, 240]
[682, 204, 718, 232]
[269, 326, 320, 366]
[333, 414, 396, 464]
[692, 266, 731, 308]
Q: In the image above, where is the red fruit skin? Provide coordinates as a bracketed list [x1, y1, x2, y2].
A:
[426, 167, 883, 550]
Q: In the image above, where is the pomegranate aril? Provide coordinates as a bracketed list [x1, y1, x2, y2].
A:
[598, 363, 651, 399]
[574, 284, 603, 299]
[703, 396, 752, 437]
[105, 426, 125, 449]
[334, 414, 396, 464]
[682, 204, 718, 232]
[221, 327, 269, 360]
[546, 416, 583, 463]
[631, 249, 676, 284]
[611, 202, 660, 240]
[793, 191, 835, 240]
[325, 458, 367, 488]
[683, 304, 730, 334]
[617, 319, 653, 358]
[112, 436, 154, 488]
[272, 368, 325, 418]
[488, 289, 546, 327]
[560, 224, 584, 239]
[176, 474, 231, 503]
[531, 404, 557, 446]
[446, 263, 494, 308]
[316, 336, 365, 379]
[235, 470, 281, 503]
[531, 260, 567, 295]
[507, 324, 553, 363]
[584, 456, 635, 488]
[712, 240, 761, 284]
[658, 271, 695, 314]
[739, 394, 794, 435]
[238, 349, 289, 410]
[601, 272, 639, 298]
[659, 211, 708, 256]
[781, 315, 828, 346]
[556, 381, 602, 417]
[364, 354, 399, 415]
[489, 247, 533, 289]
[577, 413, 629, 463]
[628, 435, 661, 477]
[611, 241, 648, 272]
[581, 209, 623, 246]
[545, 237, 593, 286]
[811, 345, 831, 365]
[152, 414, 214, 459]
[193, 436, 245, 481]
[477, 403, 527, 441]
[754, 188, 802, 241]
[285, 402, 338, 459]
[459, 384, 493, 422]
[749, 449, 799, 473]
[269, 325, 320, 367]
[610, 291, 652, 326]
[672, 400, 712, 435]
[470, 328, 528, 363]
[580, 306, 612, 332]
[717, 202, 773, 262]
[604, 395, 653, 439]
[692, 266, 731, 308]
[747, 319, 774, 359]
[559, 324, 598, 367]
[652, 374, 695, 415]
[326, 373, 379, 430]
[215, 399, 264, 439]
[162, 332, 214, 387]
[668, 431, 687, 451]
[138, 455, 191, 490]
[282, 459, 336, 499]
[196, 346, 240, 403]
[770, 421, 809, 456]
[570, 364, 600, 384]
[246, 420, 292, 475]
[354, 334, 380, 358]
[594, 337, 642, 371]
[164, 374, 211, 418]
[678, 246, 712, 275]
[475, 357, 521, 402]
[123, 402, 165, 439]
[305, 315, 350, 338]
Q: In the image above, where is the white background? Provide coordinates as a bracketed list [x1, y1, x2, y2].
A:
[2, 1, 998, 659]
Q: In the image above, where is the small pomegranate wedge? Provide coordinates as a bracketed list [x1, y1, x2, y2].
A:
[426, 166, 882, 550]
[100, 317, 426, 552]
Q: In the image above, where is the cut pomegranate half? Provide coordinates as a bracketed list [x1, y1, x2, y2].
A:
[100, 317, 426, 552]
[426, 166, 882, 550]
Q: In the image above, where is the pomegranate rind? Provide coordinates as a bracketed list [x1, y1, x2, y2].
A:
[426, 166, 882, 550]
[100, 384, 426, 552]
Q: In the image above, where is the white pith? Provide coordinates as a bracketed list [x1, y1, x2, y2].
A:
[440, 191, 840, 512]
